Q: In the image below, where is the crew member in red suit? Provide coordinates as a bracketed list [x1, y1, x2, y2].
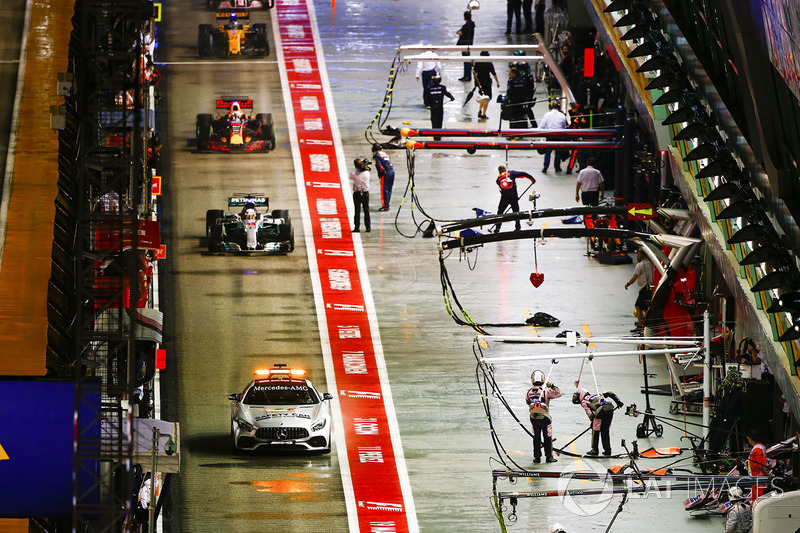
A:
[492, 165, 535, 232]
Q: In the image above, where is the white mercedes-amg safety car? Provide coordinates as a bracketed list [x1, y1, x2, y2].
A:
[229, 366, 332, 452]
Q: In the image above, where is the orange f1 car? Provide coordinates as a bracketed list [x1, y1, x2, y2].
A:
[198, 11, 269, 58]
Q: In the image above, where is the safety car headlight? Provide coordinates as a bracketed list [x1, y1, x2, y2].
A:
[311, 419, 326, 432]
[237, 419, 254, 432]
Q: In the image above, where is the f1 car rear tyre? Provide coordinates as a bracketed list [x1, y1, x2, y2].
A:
[251, 24, 270, 56]
[206, 209, 225, 237]
[286, 225, 295, 253]
[272, 209, 291, 225]
[274, 209, 294, 252]
[256, 113, 276, 150]
[197, 113, 213, 151]
[198, 25, 214, 57]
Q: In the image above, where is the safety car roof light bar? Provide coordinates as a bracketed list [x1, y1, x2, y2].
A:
[479, 347, 701, 363]
[400, 127, 620, 139]
[254, 367, 306, 377]
[476, 335, 701, 346]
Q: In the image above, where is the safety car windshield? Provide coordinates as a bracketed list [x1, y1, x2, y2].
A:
[243, 382, 318, 405]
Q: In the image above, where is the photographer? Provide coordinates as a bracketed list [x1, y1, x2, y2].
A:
[349, 158, 371, 233]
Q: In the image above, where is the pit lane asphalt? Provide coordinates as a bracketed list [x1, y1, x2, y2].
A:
[158, 1, 723, 532]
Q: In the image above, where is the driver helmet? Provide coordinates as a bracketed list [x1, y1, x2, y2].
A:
[229, 101, 244, 120]
[551, 524, 567, 533]
[572, 389, 588, 404]
[531, 370, 545, 386]
[244, 209, 257, 221]
[228, 13, 239, 29]
[431, 72, 442, 85]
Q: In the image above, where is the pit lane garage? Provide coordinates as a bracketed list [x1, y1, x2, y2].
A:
[206, 194, 294, 254]
[229, 365, 333, 452]
[198, 11, 269, 58]
[196, 97, 275, 152]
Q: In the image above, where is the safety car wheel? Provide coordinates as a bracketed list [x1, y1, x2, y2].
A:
[198, 25, 214, 58]
[231, 422, 239, 453]
[196, 113, 213, 151]
[206, 209, 225, 237]
[256, 113, 276, 150]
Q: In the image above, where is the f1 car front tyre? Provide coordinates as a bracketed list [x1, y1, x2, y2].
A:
[197, 114, 213, 151]
[256, 113, 276, 150]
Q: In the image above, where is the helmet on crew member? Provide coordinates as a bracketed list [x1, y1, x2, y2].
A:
[431, 72, 442, 85]
[551, 524, 567, 533]
[531, 370, 545, 386]
[572, 389, 588, 404]
[728, 486, 746, 501]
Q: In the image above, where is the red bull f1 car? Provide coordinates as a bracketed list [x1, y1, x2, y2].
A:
[198, 11, 269, 58]
[229, 365, 332, 453]
[196, 97, 276, 152]
[207, 0, 273, 9]
[206, 194, 294, 254]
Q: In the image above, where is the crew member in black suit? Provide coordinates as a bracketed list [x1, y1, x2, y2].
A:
[428, 73, 454, 140]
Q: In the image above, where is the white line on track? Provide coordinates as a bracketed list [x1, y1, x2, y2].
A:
[0, 0, 34, 269]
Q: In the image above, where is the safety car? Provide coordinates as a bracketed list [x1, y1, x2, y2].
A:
[207, 0, 273, 10]
[207, 194, 294, 253]
[198, 11, 269, 58]
[229, 365, 333, 453]
[196, 97, 276, 152]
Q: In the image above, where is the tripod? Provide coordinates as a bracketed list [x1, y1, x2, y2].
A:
[636, 352, 664, 438]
